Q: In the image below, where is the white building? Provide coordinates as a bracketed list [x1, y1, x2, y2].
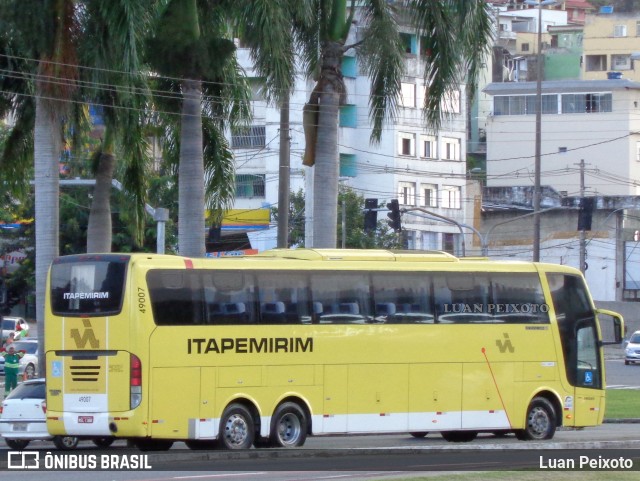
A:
[484, 79, 640, 197]
[230, 26, 475, 254]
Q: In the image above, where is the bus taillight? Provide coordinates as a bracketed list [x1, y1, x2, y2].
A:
[130, 354, 142, 409]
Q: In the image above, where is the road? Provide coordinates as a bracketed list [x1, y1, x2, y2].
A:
[2, 424, 640, 480]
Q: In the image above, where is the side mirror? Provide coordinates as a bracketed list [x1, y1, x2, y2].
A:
[595, 308, 624, 345]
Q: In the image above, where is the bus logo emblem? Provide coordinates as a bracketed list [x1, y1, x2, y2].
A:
[70, 319, 100, 349]
[496, 333, 515, 353]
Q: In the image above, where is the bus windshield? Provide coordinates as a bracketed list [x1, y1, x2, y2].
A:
[50, 255, 129, 316]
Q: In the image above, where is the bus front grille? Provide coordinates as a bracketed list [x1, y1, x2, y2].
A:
[69, 365, 100, 382]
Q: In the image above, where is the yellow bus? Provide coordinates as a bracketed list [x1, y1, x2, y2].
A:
[44, 249, 623, 450]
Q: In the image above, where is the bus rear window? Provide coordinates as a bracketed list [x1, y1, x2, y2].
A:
[50, 256, 128, 316]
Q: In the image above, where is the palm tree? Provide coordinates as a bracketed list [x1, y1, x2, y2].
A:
[79, 1, 157, 253]
[145, 1, 320, 256]
[301, 0, 492, 248]
[0, 1, 80, 372]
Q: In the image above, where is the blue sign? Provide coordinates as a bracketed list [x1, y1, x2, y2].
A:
[584, 371, 593, 385]
[51, 361, 62, 378]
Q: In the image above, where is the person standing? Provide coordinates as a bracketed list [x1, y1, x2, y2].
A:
[1, 345, 25, 396]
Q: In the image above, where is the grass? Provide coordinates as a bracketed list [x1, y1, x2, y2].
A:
[605, 389, 640, 419]
[379, 473, 640, 481]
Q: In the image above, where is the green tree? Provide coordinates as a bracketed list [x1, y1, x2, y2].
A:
[79, 0, 157, 252]
[301, 0, 492, 248]
[0, 1, 81, 369]
[272, 188, 402, 249]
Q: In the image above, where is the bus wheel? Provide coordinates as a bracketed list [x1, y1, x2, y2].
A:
[53, 436, 79, 450]
[410, 432, 428, 438]
[219, 404, 255, 450]
[185, 440, 218, 450]
[516, 397, 557, 441]
[135, 439, 174, 451]
[270, 402, 308, 448]
[441, 431, 477, 442]
[92, 437, 115, 448]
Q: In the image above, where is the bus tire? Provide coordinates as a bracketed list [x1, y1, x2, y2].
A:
[516, 397, 557, 441]
[53, 436, 79, 450]
[92, 437, 115, 448]
[219, 404, 255, 450]
[441, 431, 477, 442]
[135, 439, 174, 451]
[185, 440, 218, 450]
[270, 402, 308, 448]
[410, 432, 428, 438]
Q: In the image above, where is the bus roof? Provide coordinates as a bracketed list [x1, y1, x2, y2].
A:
[253, 249, 459, 262]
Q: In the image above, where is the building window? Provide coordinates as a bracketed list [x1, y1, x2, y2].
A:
[441, 89, 461, 114]
[420, 135, 437, 159]
[521, 43, 530, 52]
[441, 137, 461, 161]
[636, 20, 640, 36]
[231, 125, 266, 149]
[442, 233, 459, 255]
[398, 182, 416, 206]
[422, 231, 438, 250]
[561, 93, 612, 113]
[441, 185, 461, 209]
[398, 132, 416, 156]
[342, 56, 357, 78]
[339, 104, 357, 127]
[614, 25, 627, 37]
[400, 82, 416, 108]
[585, 55, 607, 72]
[422, 184, 437, 207]
[235, 174, 265, 198]
[400, 33, 416, 54]
[612, 54, 631, 70]
[339, 153, 357, 177]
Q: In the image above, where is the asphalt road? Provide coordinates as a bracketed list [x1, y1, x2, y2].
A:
[2, 425, 640, 480]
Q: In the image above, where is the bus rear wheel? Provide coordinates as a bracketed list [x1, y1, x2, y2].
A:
[270, 402, 308, 448]
[441, 431, 477, 442]
[410, 432, 428, 438]
[53, 436, 79, 450]
[219, 404, 255, 450]
[516, 397, 557, 441]
[135, 439, 174, 451]
[185, 440, 218, 450]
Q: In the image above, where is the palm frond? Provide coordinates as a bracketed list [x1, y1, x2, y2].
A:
[358, 0, 405, 142]
[237, 0, 296, 106]
[202, 117, 235, 224]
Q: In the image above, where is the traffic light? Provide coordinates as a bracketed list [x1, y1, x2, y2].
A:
[386, 199, 402, 232]
[364, 198, 378, 233]
[578, 197, 594, 231]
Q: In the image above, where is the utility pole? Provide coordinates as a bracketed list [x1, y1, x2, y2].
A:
[277, 97, 291, 248]
[577, 159, 589, 274]
[532, 0, 544, 262]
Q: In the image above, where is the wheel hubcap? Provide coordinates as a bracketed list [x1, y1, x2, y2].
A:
[529, 407, 549, 437]
[224, 414, 248, 447]
[277, 413, 301, 445]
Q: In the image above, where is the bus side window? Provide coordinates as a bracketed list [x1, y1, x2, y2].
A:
[371, 274, 433, 324]
[147, 270, 201, 325]
[260, 302, 287, 324]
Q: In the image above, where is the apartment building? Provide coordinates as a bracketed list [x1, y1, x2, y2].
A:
[230, 26, 472, 254]
[583, 11, 640, 81]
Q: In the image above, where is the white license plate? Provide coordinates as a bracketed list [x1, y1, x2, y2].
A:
[12, 423, 28, 432]
[78, 416, 94, 424]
